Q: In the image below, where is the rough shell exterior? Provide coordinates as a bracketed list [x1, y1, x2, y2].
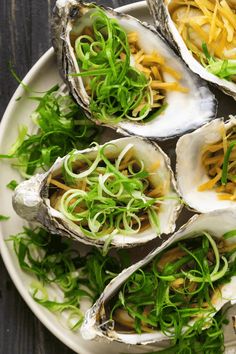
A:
[176, 116, 236, 213]
[51, 0, 217, 139]
[147, 0, 236, 100]
[81, 209, 236, 345]
[12, 137, 182, 248]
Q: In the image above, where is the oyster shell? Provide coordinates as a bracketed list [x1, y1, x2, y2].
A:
[147, 0, 236, 99]
[176, 116, 236, 213]
[51, 0, 217, 139]
[81, 209, 236, 345]
[12, 137, 181, 248]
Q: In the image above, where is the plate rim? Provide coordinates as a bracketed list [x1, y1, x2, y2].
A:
[0, 2, 148, 354]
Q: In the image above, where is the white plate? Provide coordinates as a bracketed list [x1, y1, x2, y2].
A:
[0, 2, 236, 353]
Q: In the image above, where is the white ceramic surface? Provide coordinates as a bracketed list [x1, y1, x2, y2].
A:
[0, 2, 236, 353]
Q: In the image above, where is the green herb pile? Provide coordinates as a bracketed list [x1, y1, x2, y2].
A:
[53, 143, 160, 241]
[109, 232, 236, 344]
[0, 85, 100, 177]
[122, 309, 227, 354]
[10, 226, 130, 330]
[74, 8, 152, 122]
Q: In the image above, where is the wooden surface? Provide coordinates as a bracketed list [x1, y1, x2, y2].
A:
[0, 1, 136, 353]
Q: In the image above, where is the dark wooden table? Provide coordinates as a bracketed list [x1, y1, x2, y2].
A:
[0, 1, 137, 353]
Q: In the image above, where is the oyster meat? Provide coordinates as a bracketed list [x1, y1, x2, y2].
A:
[12, 137, 181, 248]
[52, 0, 216, 139]
[176, 116, 236, 213]
[81, 209, 236, 345]
[147, 0, 236, 99]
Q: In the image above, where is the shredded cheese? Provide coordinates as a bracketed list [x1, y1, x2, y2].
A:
[198, 126, 236, 200]
[125, 31, 187, 116]
[169, 0, 236, 62]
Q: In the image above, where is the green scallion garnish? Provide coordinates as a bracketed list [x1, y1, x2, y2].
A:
[0, 86, 101, 177]
[10, 227, 130, 329]
[202, 42, 236, 82]
[50, 143, 163, 241]
[221, 140, 236, 185]
[6, 179, 18, 190]
[73, 8, 164, 122]
[121, 308, 228, 354]
[109, 232, 236, 342]
[0, 215, 10, 221]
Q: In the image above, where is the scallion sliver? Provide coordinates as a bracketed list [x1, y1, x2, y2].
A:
[221, 140, 236, 185]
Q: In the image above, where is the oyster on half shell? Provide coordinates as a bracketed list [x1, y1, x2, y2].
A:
[147, 0, 236, 100]
[51, 0, 216, 139]
[176, 116, 236, 213]
[81, 209, 236, 345]
[12, 137, 181, 248]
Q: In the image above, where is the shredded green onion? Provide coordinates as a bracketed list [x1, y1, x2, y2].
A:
[0, 85, 101, 177]
[73, 8, 159, 122]
[202, 43, 236, 82]
[0, 215, 10, 221]
[223, 229, 236, 240]
[121, 308, 228, 354]
[6, 179, 18, 190]
[51, 143, 163, 240]
[221, 140, 236, 185]
[10, 227, 130, 329]
[109, 232, 236, 342]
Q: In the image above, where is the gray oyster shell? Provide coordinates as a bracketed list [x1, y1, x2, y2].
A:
[12, 137, 182, 248]
[147, 0, 236, 100]
[51, 0, 217, 140]
[81, 209, 236, 345]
